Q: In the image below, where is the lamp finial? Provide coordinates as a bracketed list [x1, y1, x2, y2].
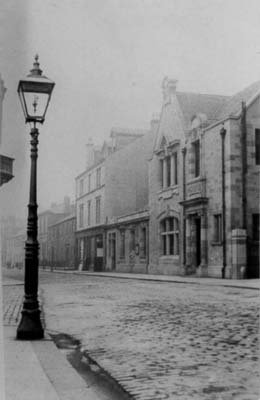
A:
[29, 54, 42, 77]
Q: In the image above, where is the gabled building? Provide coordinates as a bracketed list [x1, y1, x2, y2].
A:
[149, 77, 260, 279]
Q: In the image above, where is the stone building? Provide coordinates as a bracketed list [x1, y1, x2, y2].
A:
[0, 74, 14, 186]
[47, 214, 76, 270]
[104, 126, 157, 272]
[38, 197, 74, 266]
[75, 126, 154, 271]
[149, 77, 260, 279]
[4, 231, 26, 269]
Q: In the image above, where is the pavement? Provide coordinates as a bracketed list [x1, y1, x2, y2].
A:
[1, 270, 259, 400]
[1, 277, 100, 400]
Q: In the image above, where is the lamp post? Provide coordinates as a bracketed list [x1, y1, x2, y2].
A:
[16, 55, 55, 339]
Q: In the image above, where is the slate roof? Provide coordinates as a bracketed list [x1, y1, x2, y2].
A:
[217, 81, 260, 120]
[176, 92, 230, 129]
[176, 81, 260, 130]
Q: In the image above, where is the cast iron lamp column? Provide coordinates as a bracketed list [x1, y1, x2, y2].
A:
[16, 55, 55, 339]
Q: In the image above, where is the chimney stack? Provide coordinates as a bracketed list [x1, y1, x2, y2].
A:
[86, 137, 94, 169]
[150, 113, 160, 136]
[162, 76, 178, 104]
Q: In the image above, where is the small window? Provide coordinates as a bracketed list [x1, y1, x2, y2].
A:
[166, 156, 171, 187]
[87, 200, 91, 225]
[79, 204, 84, 228]
[193, 140, 200, 177]
[79, 179, 84, 196]
[252, 214, 259, 241]
[96, 167, 101, 188]
[173, 152, 178, 185]
[213, 214, 222, 242]
[95, 197, 101, 224]
[160, 159, 163, 188]
[88, 174, 91, 192]
[255, 129, 260, 165]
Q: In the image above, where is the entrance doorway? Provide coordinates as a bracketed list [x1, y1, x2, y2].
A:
[195, 217, 201, 267]
[111, 233, 116, 270]
[94, 235, 103, 271]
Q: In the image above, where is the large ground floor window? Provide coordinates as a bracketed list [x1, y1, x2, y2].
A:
[161, 217, 179, 256]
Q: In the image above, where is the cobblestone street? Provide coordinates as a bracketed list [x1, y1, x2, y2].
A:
[3, 270, 259, 400]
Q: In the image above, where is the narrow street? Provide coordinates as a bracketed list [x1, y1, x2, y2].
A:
[3, 269, 259, 400]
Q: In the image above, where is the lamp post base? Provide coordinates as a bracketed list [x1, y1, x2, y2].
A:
[16, 310, 44, 340]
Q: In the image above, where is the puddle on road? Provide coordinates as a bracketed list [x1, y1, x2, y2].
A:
[50, 332, 132, 400]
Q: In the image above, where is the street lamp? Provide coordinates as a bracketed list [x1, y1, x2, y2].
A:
[16, 55, 55, 339]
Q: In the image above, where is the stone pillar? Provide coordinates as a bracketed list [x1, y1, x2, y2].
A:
[185, 216, 191, 270]
[231, 229, 247, 279]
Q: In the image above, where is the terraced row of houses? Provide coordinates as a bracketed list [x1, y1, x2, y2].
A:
[4, 77, 260, 279]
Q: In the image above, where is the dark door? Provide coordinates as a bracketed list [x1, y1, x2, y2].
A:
[195, 218, 201, 267]
[94, 235, 103, 271]
[111, 233, 116, 270]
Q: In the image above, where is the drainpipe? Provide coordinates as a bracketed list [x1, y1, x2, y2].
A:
[241, 101, 247, 230]
[182, 147, 187, 266]
[220, 127, 226, 279]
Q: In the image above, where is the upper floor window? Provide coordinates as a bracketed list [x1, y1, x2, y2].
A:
[95, 196, 101, 224]
[79, 179, 84, 196]
[96, 167, 101, 188]
[161, 217, 179, 256]
[255, 129, 260, 165]
[160, 152, 178, 189]
[87, 200, 91, 225]
[88, 174, 91, 192]
[79, 204, 84, 228]
[193, 140, 200, 177]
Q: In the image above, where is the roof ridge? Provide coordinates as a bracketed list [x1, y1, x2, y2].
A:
[177, 91, 230, 99]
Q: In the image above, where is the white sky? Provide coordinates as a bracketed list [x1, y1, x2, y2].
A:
[0, 0, 260, 218]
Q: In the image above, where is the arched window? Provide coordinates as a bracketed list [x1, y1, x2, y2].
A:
[161, 217, 179, 256]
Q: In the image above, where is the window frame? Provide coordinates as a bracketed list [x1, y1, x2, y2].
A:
[87, 200, 91, 225]
[193, 139, 200, 178]
[95, 196, 101, 224]
[79, 204, 84, 228]
[160, 217, 179, 256]
[213, 214, 222, 243]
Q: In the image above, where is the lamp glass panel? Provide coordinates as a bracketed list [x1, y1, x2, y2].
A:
[23, 92, 49, 119]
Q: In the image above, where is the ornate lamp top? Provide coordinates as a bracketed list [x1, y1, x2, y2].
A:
[29, 54, 43, 77]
